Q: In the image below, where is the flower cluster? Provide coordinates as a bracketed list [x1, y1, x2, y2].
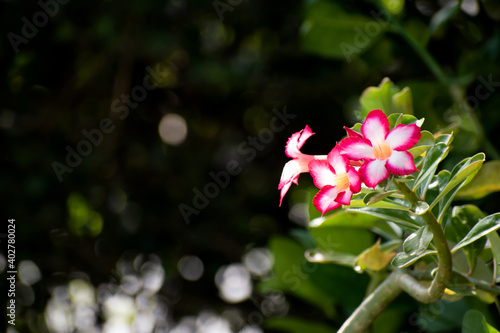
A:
[279, 110, 421, 215]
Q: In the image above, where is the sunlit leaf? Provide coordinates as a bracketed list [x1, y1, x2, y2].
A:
[363, 190, 399, 206]
[346, 207, 423, 231]
[452, 213, 500, 253]
[391, 250, 437, 268]
[349, 192, 409, 210]
[359, 78, 414, 119]
[381, 0, 404, 15]
[425, 170, 451, 217]
[487, 231, 500, 285]
[413, 142, 449, 198]
[387, 113, 419, 128]
[355, 239, 396, 272]
[456, 161, 500, 200]
[435, 133, 454, 146]
[403, 225, 433, 256]
[408, 130, 435, 158]
[446, 205, 486, 273]
[392, 87, 413, 115]
[430, 153, 485, 211]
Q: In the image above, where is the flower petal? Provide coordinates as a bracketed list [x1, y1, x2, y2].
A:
[359, 159, 389, 188]
[279, 180, 293, 206]
[312, 185, 342, 215]
[285, 125, 314, 158]
[386, 150, 417, 176]
[327, 145, 349, 174]
[361, 110, 389, 144]
[339, 137, 375, 160]
[385, 124, 421, 151]
[278, 160, 303, 206]
[347, 166, 361, 193]
[344, 126, 363, 139]
[309, 160, 335, 189]
[335, 189, 353, 205]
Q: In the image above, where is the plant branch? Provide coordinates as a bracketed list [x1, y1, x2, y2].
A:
[394, 180, 452, 302]
[338, 270, 403, 333]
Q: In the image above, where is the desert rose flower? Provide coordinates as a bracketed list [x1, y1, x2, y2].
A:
[309, 145, 361, 215]
[278, 125, 327, 205]
[339, 109, 421, 188]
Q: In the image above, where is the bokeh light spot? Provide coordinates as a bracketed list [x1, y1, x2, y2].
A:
[158, 113, 188, 146]
[243, 248, 273, 277]
[178, 255, 204, 281]
[215, 264, 252, 303]
[18, 260, 41, 286]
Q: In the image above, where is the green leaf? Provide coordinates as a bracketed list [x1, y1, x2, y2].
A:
[446, 205, 487, 273]
[300, 1, 383, 60]
[452, 213, 500, 253]
[345, 207, 423, 231]
[381, 0, 404, 15]
[391, 87, 413, 114]
[430, 1, 460, 34]
[363, 190, 399, 206]
[310, 207, 402, 240]
[355, 239, 396, 272]
[67, 192, 103, 237]
[456, 161, 500, 200]
[435, 132, 454, 146]
[487, 231, 500, 285]
[430, 153, 485, 211]
[265, 317, 336, 333]
[408, 130, 435, 158]
[447, 272, 476, 296]
[309, 226, 374, 255]
[413, 142, 450, 198]
[462, 309, 500, 333]
[387, 113, 419, 128]
[305, 248, 357, 267]
[262, 237, 335, 314]
[403, 225, 433, 256]
[348, 192, 409, 210]
[391, 250, 437, 268]
[425, 170, 451, 216]
[359, 78, 414, 119]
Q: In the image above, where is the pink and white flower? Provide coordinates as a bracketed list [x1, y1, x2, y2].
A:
[339, 109, 421, 188]
[278, 125, 327, 205]
[309, 145, 361, 215]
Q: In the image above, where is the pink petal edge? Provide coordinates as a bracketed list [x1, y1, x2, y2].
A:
[386, 150, 418, 176]
[339, 137, 375, 161]
[359, 159, 389, 188]
[285, 125, 315, 158]
[361, 110, 389, 144]
[327, 145, 349, 174]
[312, 185, 342, 215]
[309, 159, 335, 189]
[385, 124, 421, 151]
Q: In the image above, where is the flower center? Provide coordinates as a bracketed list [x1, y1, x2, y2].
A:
[373, 141, 392, 160]
[334, 173, 350, 192]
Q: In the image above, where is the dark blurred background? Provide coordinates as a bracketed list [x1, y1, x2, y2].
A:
[2, 0, 500, 332]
